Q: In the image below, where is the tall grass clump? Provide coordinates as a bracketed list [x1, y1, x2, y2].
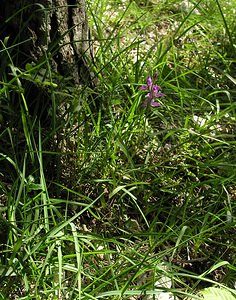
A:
[0, 0, 236, 299]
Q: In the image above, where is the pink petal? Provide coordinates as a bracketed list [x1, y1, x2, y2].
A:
[147, 76, 153, 87]
[150, 100, 161, 107]
[153, 73, 158, 80]
[154, 92, 166, 98]
[139, 85, 147, 90]
[152, 85, 161, 91]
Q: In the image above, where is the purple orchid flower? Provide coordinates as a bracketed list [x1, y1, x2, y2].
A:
[139, 75, 165, 107]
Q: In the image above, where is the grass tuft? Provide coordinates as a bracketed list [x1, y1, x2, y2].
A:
[0, 0, 236, 298]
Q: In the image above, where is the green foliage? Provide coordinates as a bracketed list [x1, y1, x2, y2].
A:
[200, 286, 236, 300]
[1, 0, 236, 298]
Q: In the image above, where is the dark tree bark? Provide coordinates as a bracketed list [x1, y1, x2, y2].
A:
[0, 0, 93, 185]
[0, 0, 91, 84]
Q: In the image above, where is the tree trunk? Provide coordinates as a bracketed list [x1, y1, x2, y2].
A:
[0, 0, 93, 184]
[0, 0, 91, 84]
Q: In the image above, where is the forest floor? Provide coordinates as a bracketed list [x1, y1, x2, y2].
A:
[0, 0, 236, 299]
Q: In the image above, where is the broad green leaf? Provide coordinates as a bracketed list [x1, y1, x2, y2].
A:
[200, 287, 236, 300]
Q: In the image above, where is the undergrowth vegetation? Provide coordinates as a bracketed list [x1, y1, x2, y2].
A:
[0, 0, 236, 299]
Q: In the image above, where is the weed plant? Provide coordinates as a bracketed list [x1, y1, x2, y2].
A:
[0, 0, 236, 299]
